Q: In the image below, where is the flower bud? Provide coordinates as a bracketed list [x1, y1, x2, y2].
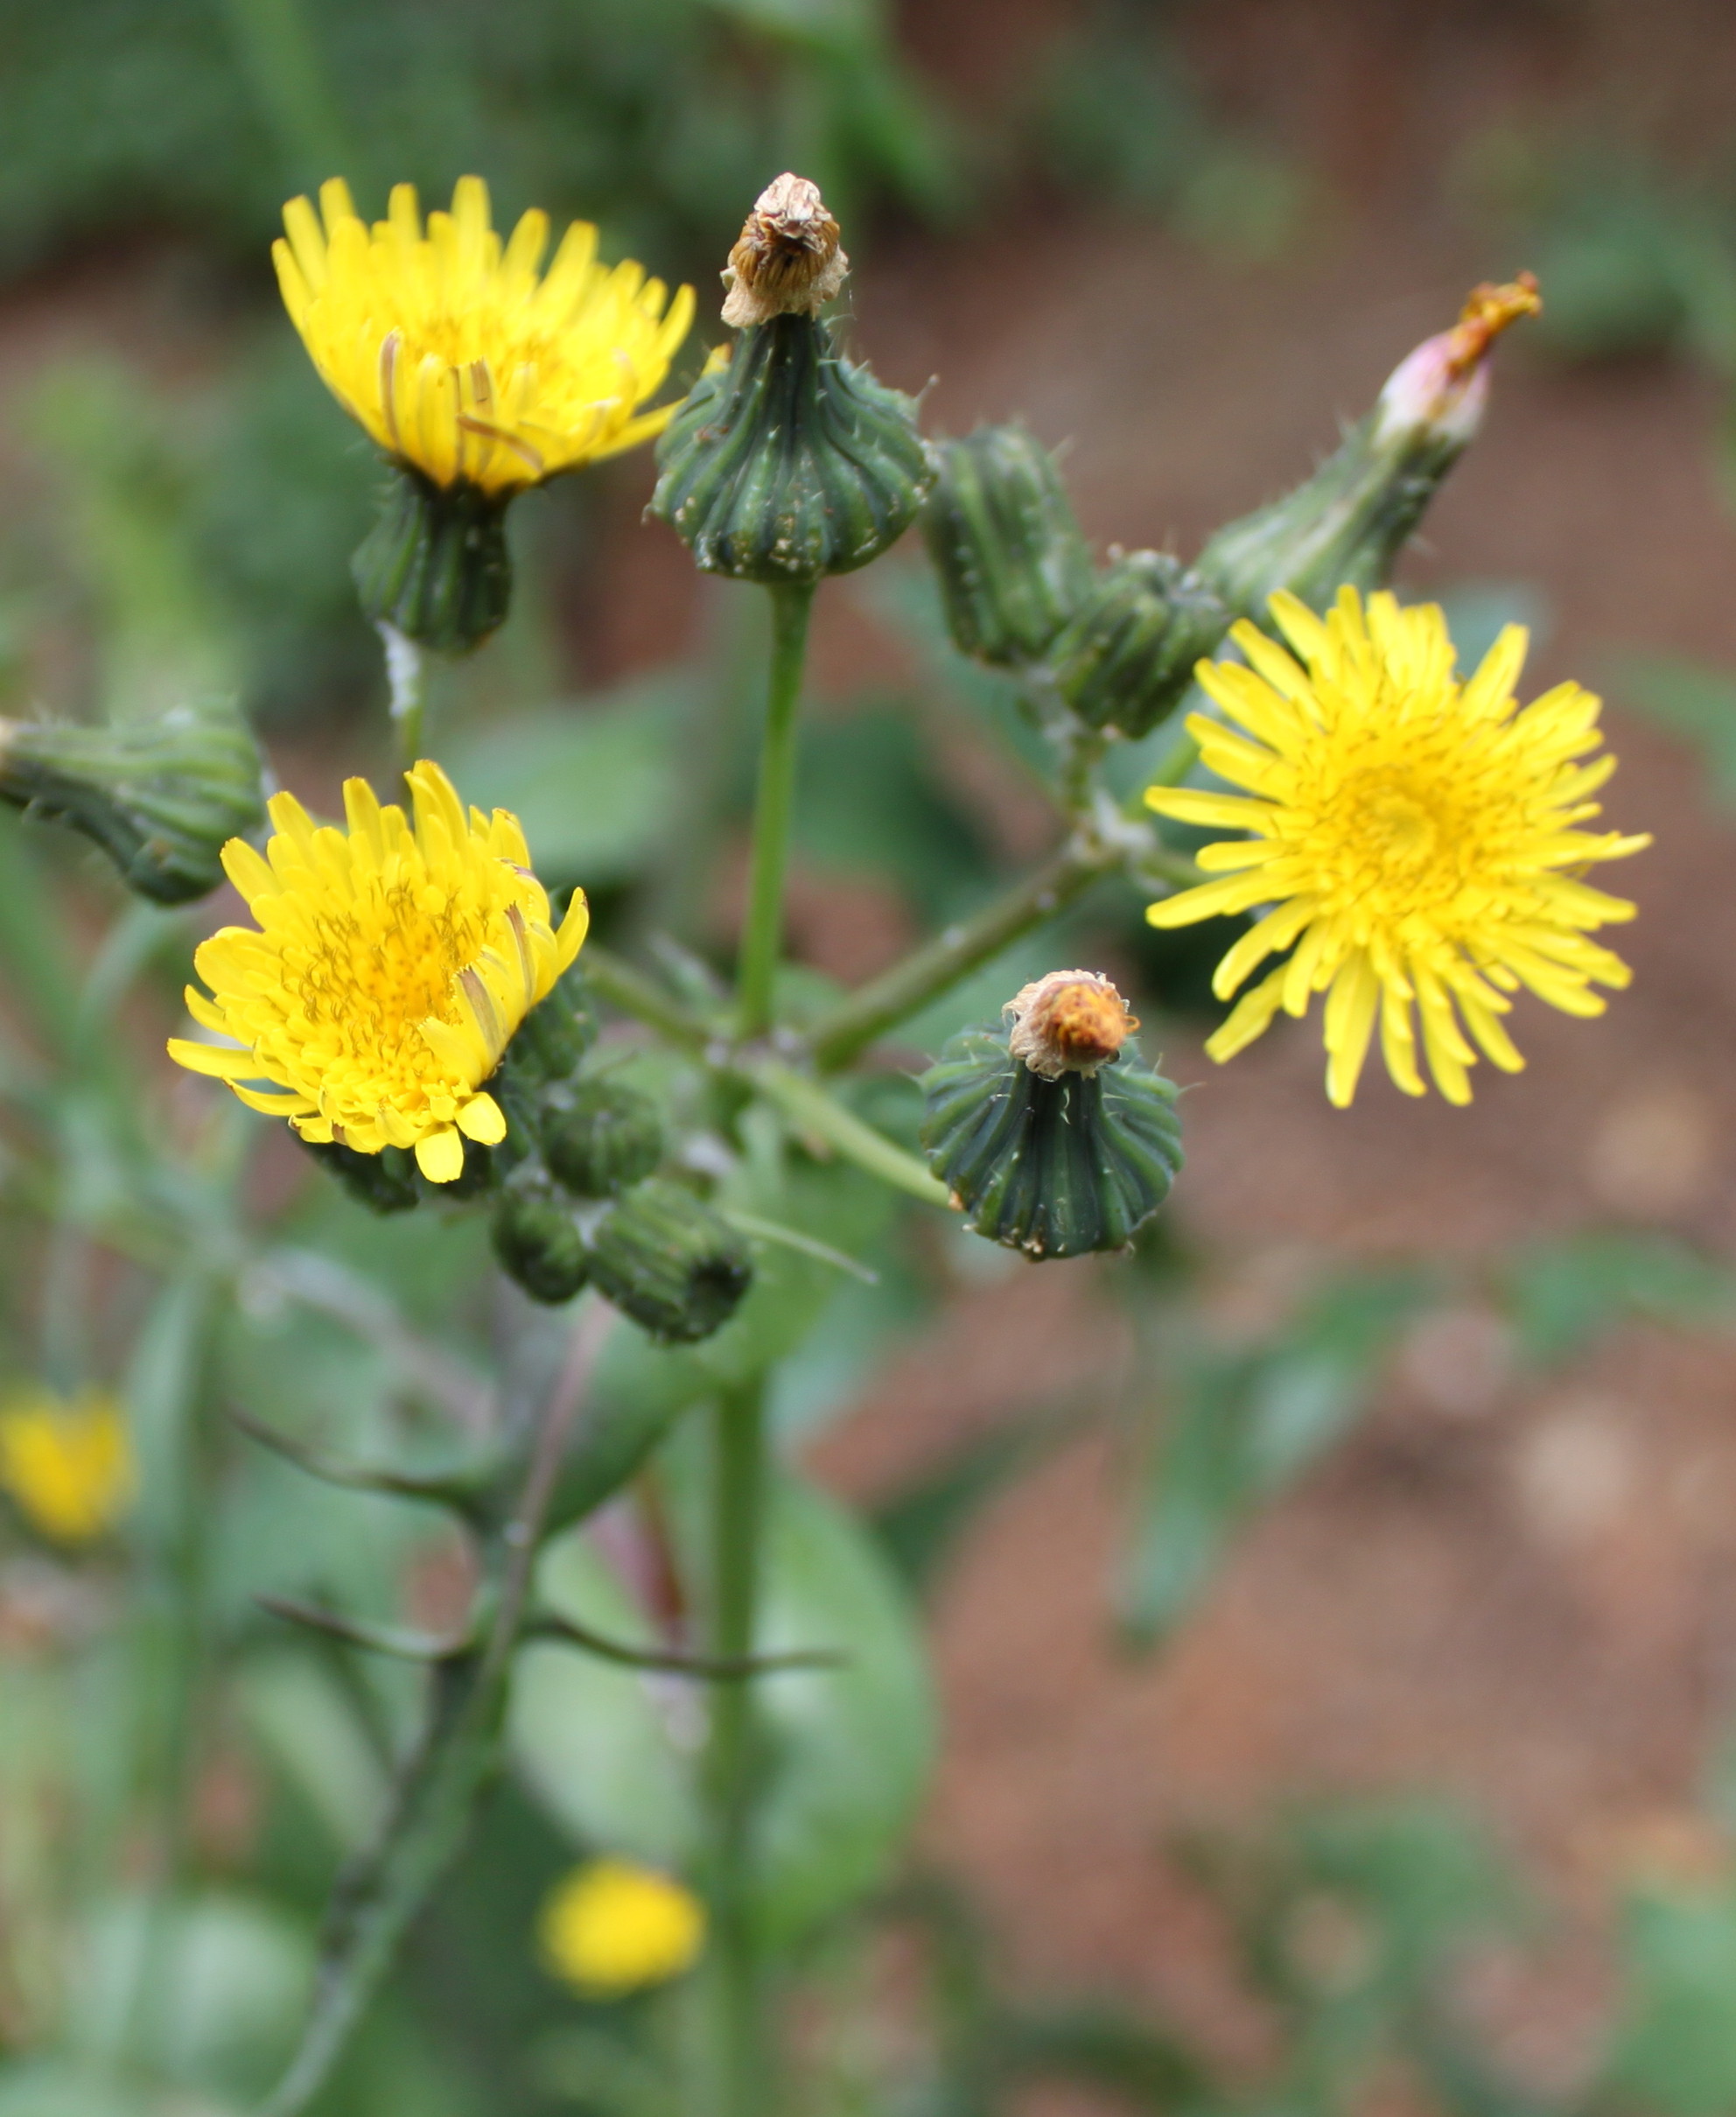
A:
[544, 1078, 665, 1198]
[921, 423, 1093, 667]
[1195, 275, 1540, 618]
[1051, 551, 1230, 739]
[301, 1139, 422, 1215]
[493, 1188, 591, 1307]
[920, 976, 1183, 1259]
[650, 175, 929, 584]
[500, 965, 597, 1089]
[0, 705, 267, 905]
[585, 1180, 752, 1344]
[352, 463, 513, 656]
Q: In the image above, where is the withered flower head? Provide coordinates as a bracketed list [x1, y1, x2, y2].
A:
[720, 172, 849, 329]
[1004, 971, 1139, 1080]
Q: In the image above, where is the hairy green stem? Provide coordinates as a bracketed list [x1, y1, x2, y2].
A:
[750, 1062, 953, 1209]
[736, 582, 816, 1041]
[702, 1379, 771, 2117]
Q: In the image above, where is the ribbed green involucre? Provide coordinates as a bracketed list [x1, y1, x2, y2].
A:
[1051, 551, 1230, 739]
[920, 1028, 1184, 1259]
[352, 464, 513, 655]
[649, 314, 930, 583]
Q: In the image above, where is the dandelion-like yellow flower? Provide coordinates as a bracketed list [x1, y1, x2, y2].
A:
[0, 1389, 135, 1543]
[1145, 586, 1650, 1107]
[167, 761, 587, 1182]
[539, 1860, 706, 1998]
[273, 177, 695, 494]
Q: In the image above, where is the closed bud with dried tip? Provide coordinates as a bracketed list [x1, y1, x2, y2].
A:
[920, 975, 1183, 1260]
[1051, 550, 1230, 739]
[0, 704, 267, 905]
[721, 173, 849, 329]
[650, 174, 929, 583]
[1196, 275, 1541, 618]
[922, 423, 1094, 667]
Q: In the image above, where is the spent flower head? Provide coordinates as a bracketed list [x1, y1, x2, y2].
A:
[1005, 971, 1139, 1079]
[0, 1389, 135, 1543]
[539, 1859, 705, 1997]
[168, 761, 587, 1183]
[275, 177, 694, 494]
[720, 172, 848, 328]
[1145, 586, 1648, 1107]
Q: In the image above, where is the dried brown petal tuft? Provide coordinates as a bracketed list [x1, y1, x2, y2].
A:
[1004, 970, 1138, 1080]
[720, 172, 848, 329]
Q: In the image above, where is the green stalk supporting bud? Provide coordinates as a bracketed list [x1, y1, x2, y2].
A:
[0, 704, 266, 905]
[543, 1078, 665, 1198]
[1196, 276, 1541, 617]
[1051, 551, 1230, 740]
[922, 423, 1093, 666]
[920, 972, 1184, 1259]
[584, 1179, 752, 1343]
[650, 175, 929, 583]
[352, 464, 513, 655]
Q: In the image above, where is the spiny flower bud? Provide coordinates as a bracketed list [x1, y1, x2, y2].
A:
[922, 423, 1094, 667]
[920, 988, 1182, 1261]
[1196, 275, 1541, 619]
[1004, 970, 1138, 1079]
[493, 1188, 591, 1306]
[650, 175, 929, 584]
[544, 1078, 665, 1198]
[721, 173, 849, 329]
[585, 1180, 752, 1344]
[1051, 551, 1230, 739]
[352, 465, 512, 657]
[0, 705, 266, 905]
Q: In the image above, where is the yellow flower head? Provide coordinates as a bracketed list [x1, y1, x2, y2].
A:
[274, 176, 696, 494]
[539, 1859, 705, 1998]
[168, 761, 588, 1183]
[1146, 586, 1650, 1107]
[0, 1389, 135, 1543]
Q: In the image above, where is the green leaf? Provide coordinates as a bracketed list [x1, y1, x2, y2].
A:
[439, 679, 686, 891]
[1607, 1888, 1736, 2117]
[511, 1466, 935, 1949]
[1499, 1232, 1736, 1368]
[1119, 1272, 1432, 1647]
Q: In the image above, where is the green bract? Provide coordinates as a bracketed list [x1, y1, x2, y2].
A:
[586, 1179, 754, 1343]
[649, 314, 930, 583]
[1052, 550, 1230, 739]
[920, 1026, 1184, 1258]
[352, 463, 513, 655]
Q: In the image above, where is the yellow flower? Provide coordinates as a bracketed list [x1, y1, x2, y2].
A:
[539, 1859, 705, 1998]
[273, 176, 696, 494]
[1145, 586, 1650, 1107]
[0, 1389, 135, 1543]
[168, 761, 587, 1183]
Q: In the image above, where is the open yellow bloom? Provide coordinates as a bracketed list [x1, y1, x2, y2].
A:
[273, 176, 695, 494]
[539, 1859, 705, 1997]
[168, 761, 587, 1182]
[1146, 587, 1649, 1107]
[0, 1389, 135, 1542]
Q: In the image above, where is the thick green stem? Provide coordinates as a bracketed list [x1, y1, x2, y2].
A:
[702, 1381, 770, 2117]
[750, 1062, 953, 1209]
[736, 583, 816, 1041]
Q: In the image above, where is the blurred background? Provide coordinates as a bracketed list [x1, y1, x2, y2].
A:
[10, 1, 1736, 2113]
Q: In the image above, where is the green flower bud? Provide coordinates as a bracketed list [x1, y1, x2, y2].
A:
[1196, 275, 1541, 617]
[352, 463, 512, 655]
[585, 1179, 752, 1344]
[922, 423, 1093, 666]
[493, 1188, 591, 1307]
[300, 1138, 422, 1215]
[1051, 551, 1230, 740]
[500, 966, 597, 1090]
[544, 1078, 665, 1198]
[0, 704, 266, 905]
[920, 973, 1183, 1259]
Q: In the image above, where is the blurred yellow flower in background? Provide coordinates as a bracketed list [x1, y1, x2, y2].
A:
[1146, 586, 1649, 1107]
[273, 176, 695, 494]
[167, 761, 587, 1184]
[539, 1859, 706, 1997]
[0, 1388, 135, 1542]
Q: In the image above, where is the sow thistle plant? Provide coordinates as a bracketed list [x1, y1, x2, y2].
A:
[0, 161, 1656, 2117]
